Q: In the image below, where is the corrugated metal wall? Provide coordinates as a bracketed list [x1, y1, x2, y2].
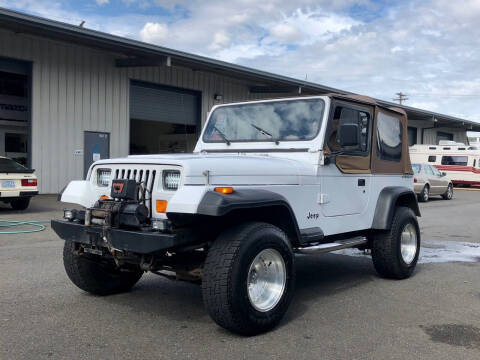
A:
[0, 28, 289, 193]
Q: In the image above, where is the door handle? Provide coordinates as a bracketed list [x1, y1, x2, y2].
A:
[358, 179, 366, 187]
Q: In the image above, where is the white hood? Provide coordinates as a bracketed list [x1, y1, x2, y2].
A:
[93, 153, 315, 185]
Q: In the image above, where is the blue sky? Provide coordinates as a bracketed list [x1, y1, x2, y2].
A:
[1, 0, 480, 124]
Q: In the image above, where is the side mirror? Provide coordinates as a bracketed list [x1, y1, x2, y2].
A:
[441, 172, 447, 177]
[339, 123, 359, 147]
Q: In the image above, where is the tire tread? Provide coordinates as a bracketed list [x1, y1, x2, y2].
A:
[372, 207, 420, 279]
[63, 241, 142, 295]
[202, 222, 293, 335]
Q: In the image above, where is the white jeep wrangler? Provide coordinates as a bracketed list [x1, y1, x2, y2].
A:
[53, 94, 420, 335]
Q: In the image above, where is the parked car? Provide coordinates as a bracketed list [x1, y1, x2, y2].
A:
[53, 94, 421, 335]
[412, 163, 453, 202]
[0, 156, 38, 210]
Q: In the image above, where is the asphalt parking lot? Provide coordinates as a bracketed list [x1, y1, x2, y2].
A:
[1, 190, 479, 360]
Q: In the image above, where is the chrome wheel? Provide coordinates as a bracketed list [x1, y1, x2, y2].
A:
[400, 223, 418, 265]
[447, 185, 453, 199]
[247, 248, 286, 312]
[422, 186, 429, 202]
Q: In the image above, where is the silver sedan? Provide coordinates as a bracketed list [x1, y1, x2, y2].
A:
[412, 163, 453, 202]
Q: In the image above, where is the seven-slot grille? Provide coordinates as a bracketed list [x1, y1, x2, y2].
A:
[112, 166, 157, 215]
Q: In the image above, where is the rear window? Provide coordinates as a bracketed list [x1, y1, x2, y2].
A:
[411, 164, 421, 173]
[0, 158, 29, 172]
[441, 156, 468, 166]
[376, 112, 402, 162]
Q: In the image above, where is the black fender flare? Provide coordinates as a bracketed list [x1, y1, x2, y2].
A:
[372, 186, 421, 230]
[196, 189, 306, 243]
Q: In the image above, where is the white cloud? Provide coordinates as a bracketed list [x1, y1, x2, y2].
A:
[208, 31, 231, 51]
[270, 23, 301, 43]
[96, 0, 110, 5]
[2, 0, 480, 121]
[139, 22, 168, 44]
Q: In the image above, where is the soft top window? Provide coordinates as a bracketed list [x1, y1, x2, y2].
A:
[0, 158, 29, 172]
[203, 99, 325, 143]
[376, 111, 403, 162]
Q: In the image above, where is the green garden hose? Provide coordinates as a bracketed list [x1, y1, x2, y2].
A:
[0, 219, 50, 234]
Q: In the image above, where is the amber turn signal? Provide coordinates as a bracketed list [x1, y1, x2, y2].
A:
[156, 200, 168, 213]
[214, 187, 234, 194]
[100, 195, 110, 200]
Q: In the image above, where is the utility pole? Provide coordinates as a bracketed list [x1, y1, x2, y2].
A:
[393, 92, 408, 105]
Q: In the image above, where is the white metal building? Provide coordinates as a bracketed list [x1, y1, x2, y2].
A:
[1, 8, 479, 193]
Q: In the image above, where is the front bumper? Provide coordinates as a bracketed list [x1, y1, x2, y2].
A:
[51, 219, 191, 254]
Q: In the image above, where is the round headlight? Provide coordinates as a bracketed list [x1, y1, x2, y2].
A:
[163, 170, 181, 190]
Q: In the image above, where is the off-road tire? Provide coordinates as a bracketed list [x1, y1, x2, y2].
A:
[63, 240, 143, 295]
[418, 185, 429, 202]
[371, 207, 420, 279]
[442, 184, 453, 200]
[10, 198, 30, 210]
[202, 222, 295, 336]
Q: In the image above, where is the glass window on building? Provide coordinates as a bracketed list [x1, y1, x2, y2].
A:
[437, 131, 453, 144]
[407, 126, 417, 146]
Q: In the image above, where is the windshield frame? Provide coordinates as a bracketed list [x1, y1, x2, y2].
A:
[202, 98, 326, 144]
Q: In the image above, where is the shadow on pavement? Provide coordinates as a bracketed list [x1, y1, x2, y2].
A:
[88, 252, 376, 332]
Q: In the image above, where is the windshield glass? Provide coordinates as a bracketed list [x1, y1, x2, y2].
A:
[203, 98, 325, 143]
[0, 158, 28, 172]
[411, 164, 421, 173]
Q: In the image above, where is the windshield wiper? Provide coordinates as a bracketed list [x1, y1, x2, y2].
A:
[250, 123, 280, 145]
[213, 126, 231, 145]
[250, 123, 273, 138]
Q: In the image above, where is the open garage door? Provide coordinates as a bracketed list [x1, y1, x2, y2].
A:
[0, 58, 31, 167]
[130, 81, 201, 154]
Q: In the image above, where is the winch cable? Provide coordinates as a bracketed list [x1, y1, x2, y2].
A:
[0, 219, 50, 234]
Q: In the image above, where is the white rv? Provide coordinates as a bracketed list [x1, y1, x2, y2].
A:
[410, 141, 480, 186]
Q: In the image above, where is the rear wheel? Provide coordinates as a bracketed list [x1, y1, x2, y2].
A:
[63, 241, 143, 295]
[10, 198, 30, 210]
[202, 222, 295, 335]
[371, 207, 420, 279]
[442, 184, 453, 200]
[418, 185, 429, 202]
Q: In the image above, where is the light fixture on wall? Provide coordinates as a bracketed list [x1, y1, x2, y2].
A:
[214, 94, 223, 101]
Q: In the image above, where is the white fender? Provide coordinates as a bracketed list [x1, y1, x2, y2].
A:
[60, 181, 101, 208]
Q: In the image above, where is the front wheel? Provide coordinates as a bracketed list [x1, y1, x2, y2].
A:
[371, 207, 421, 279]
[202, 222, 295, 335]
[442, 184, 453, 200]
[63, 241, 143, 295]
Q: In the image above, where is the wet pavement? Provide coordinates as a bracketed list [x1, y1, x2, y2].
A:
[0, 190, 479, 359]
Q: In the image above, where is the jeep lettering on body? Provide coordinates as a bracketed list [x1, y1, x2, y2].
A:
[52, 94, 421, 335]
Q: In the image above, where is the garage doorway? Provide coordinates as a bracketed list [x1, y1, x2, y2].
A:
[129, 81, 201, 155]
[0, 57, 31, 167]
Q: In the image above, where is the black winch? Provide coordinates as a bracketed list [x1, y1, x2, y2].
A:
[86, 179, 150, 229]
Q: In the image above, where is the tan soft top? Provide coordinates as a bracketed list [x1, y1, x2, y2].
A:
[326, 93, 413, 175]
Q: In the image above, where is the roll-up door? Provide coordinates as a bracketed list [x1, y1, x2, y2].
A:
[130, 81, 200, 154]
